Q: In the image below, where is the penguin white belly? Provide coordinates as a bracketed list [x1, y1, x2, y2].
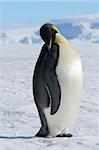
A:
[44, 44, 83, 136]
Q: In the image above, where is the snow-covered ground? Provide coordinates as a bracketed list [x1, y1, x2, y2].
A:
[0, 16, 99, 149]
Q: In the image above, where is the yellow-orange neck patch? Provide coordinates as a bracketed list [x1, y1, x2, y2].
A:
[51, 25, 59, 33]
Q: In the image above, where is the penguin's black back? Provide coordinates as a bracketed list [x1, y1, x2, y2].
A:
[33, 43, 61, 115]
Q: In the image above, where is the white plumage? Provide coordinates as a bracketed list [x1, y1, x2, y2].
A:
[44, 33, 83, 136]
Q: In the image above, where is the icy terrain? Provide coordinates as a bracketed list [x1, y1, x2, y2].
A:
[0, 15, 99, 150]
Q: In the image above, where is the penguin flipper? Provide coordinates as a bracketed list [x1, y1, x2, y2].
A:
[50, 77, 61, 115]
[44, 43, 61, 115]
[45, 74, 61, 115]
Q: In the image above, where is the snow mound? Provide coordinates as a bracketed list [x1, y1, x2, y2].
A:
[19, 36, 41, 44]
[0, 14, 99, 45]
[19, 36, 33, 44]
[0, 32, 13, 44]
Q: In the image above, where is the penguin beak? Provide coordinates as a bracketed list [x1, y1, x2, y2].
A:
[47, 25, 58, 50]
[47, 38, 52, 50]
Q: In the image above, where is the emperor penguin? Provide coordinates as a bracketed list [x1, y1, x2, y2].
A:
[33, 23, 83, 137]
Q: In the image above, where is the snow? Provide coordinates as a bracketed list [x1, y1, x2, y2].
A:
[0, 16, 99, 149]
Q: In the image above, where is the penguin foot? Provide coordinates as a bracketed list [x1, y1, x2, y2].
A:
[35, 127, 49, 137]
[56, 133, 73, 138]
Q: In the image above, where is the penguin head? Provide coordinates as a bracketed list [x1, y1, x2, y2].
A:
[40, 23, 59, 50]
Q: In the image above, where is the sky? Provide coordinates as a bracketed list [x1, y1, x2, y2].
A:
[0, 0, 99, 28]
